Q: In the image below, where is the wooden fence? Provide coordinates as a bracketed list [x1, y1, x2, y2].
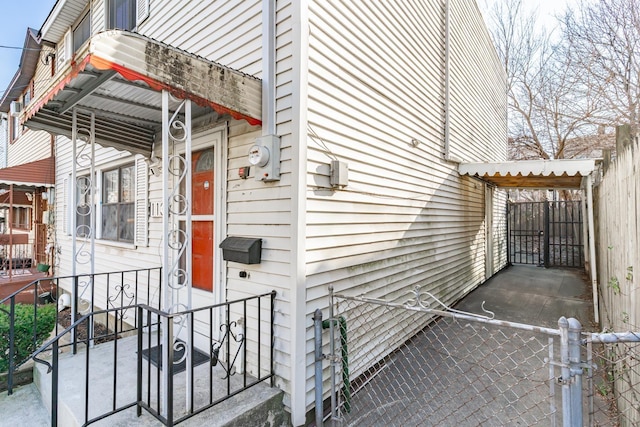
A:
[594, 128, 640, 332]
[593, 127, 640, 425]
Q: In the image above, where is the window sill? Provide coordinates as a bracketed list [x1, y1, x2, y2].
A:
[65, 235, 136, 250]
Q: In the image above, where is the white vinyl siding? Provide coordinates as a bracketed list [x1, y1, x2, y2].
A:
[133, 1, 263, 75]
[305, 0, 506, 414]
[0, 120, 6, 168]
[38, 1, 505, 422]
[7, 130, 51, 167]
[61, 177, 68, 234]
[218, 1, 296, 409]
[448, 0, 507, 162]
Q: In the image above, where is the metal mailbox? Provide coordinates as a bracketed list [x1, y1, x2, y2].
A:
[219, 236, 262, 264]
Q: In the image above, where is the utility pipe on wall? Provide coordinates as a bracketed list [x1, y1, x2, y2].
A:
[262, 0, 277, 136]
[444, 0, 451, 161]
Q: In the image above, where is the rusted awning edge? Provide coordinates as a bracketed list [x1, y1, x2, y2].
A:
[24, 30, 262, 126]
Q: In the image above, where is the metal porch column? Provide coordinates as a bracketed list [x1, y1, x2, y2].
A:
[161, 90, 193, 417]
[71, 108, 96, 339]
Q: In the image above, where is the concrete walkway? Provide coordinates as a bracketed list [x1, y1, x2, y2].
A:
[0, 383, 50, 427]
[454, 264, 597, 330]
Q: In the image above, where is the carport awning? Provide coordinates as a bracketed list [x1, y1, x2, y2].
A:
[458, 159, 596, 189]
[23, 30, 262, 156]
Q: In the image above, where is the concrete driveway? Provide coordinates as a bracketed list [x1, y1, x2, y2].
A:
[454, 264, 596, 330]
[336, 264, 606, 426]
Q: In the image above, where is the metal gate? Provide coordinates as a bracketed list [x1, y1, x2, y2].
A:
[508, 201, 584, 267]
[321, 288, 638, 426]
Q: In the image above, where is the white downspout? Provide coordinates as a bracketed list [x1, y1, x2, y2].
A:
[443, 0, 462, 164]
[263, 0, 277, 136]
[444, 0, 451, 160]
[586, 174, 599, 323]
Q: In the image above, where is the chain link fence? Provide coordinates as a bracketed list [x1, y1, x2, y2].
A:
[584, 333, 640, 426]
[321, 288, 634, 426]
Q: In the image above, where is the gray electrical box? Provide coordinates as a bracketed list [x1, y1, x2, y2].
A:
[331, 160, 349, 188]
[219, 237, 262, 264]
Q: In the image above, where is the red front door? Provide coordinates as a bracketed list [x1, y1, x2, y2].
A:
[191, 149, 215, 291]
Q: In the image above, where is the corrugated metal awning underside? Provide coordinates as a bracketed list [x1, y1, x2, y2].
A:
[458, 159, 596, 189]
[24, 30, 262, 156]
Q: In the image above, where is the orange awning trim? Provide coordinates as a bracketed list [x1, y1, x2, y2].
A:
[25, 54, 262, 127]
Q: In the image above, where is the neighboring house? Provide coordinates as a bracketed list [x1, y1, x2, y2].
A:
[0, 114, 7, 168]
[0, 28, 56, 276]
[2, 0, 507, 424]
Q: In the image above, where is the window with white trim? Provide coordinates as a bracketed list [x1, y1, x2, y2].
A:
[76, 175, 91, 238]
[106, 0, 150, 31]
[102, 164, 135, 242]
[73, 13, 91, 52]
[23, 81, 33, 105]
[12, 207, 31, 230]
[9, 115, 20, 142]
[64, 159, 148, 246]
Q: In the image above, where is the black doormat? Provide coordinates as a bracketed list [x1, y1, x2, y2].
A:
[141, 341, 210, 375]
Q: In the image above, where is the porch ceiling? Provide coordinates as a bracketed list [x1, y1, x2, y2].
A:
[24, 30, 262, 156]
[458, 159, 596, 189]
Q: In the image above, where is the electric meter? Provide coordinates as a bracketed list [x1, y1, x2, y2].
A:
[248, 145, 270, 167]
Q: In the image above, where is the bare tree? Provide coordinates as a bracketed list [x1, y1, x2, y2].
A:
[562, 0, 640, 138]
[487, 0, 605, 160]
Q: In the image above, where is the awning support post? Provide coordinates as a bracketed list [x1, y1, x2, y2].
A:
[71, 108, 96, 342]
[161, 90, 193, 416]
[585, 174, 599, 324]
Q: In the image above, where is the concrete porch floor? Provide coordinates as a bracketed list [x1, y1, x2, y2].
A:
[1, 332, 287, 427]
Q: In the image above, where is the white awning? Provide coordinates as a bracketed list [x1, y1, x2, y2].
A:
[458, 159, 596, 189]
[23, 30, 262, 156]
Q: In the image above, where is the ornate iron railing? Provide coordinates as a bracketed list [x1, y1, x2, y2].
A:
[0, 266, 162, 394]
[28, 291, 275, 426]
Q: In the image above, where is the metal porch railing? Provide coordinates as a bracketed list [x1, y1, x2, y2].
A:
[0, 266, 163, 395]
[29, 291, 276, 426]
[0, 235, 35, 276]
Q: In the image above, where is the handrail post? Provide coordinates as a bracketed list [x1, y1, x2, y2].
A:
[72, 275, 79, 354]
[559, 316, 583, 426]
[271, 291, 276, 386]
[136, 306, 143, 417]
[166, 315, 174, 427]
[328, 286, 337, 423]
[568, 318, 583, 426]
[313, 309, 324, 427]
[52, 339, 59, 427]
[7, 297, 15, 395]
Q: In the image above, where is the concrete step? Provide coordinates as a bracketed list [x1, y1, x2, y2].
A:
[30, 334, 289, 426]
[0, 383, 50, 427]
